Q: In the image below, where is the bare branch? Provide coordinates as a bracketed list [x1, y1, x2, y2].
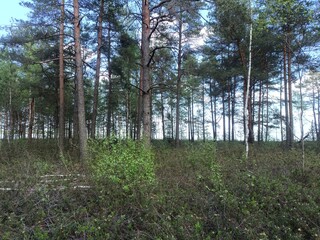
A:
[150, 0, 172, 12]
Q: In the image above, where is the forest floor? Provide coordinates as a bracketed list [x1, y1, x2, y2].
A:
[0, 139, 319, 239]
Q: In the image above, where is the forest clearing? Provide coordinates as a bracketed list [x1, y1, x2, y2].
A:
[0, 140, 319, 239]
[0, 0, 320, 238]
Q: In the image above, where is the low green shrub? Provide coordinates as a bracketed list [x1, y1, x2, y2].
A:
[185, 141, 222, 189]
[89, 137, 156, 192]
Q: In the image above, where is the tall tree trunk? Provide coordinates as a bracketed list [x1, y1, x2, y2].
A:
[28, 97, 35, 140]
[73, 82, 79, 141]
[141, 0, 152, 144]
[160, 90, 165, 140]
[313, 88, 319, 140]
[214, 93, 217, 140]
[136, 65, 143, 140]
[7, 88, 12, 141]
[222, 92, 226, 141]
[191, 90, 195, 142]
[73, 0, 88, 161]
[228, 78, 231, 141]
[106, 20, 113, 138]
[280, 69, 283, 142]
[299, 73, 305, 171]
[232, 77, 236, 141]
[59, 0, 65, 152]
[238, 41, 253, 143]
[265, 80, 269, 141]
[257, 80, 262, 142]
[188, 97, 191, 141]
[210, 81, 215, 140]
[283, 35, 290, 146]
[202, 80, 206, 141]
[245, 7, 253, 159]
[317, 86, 320, 141]
[175, 14, 183, 147]
[287, 32, 294, 146]
[91, 0, 104, 139]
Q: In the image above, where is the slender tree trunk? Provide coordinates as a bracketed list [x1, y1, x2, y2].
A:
[227, 79, 231, 141]
[91, 0, 104, 138]
[210, 82, 215, 140]
[238, 40, 253, 143]
[299, 73, 305, 171]
[313, 88, 318, 140]
[160, 91, 165, 140]
[317, 87, 320, 141]
[73, 0, 87, 161]
[141, 0, 152, 144]
[170, 104, 174, 139]
[214, 93, 217, 140]
[107, 20, 113, 138]
[175, 14, 183, 147]
[188, 97, 191, 141]
[232, 77, 236, 141]
[222, 92, 226, 141]
[283, 35, 289, 146]
[73, 83, 79, 141]
[287, 32, 294, 146]
[257, 79, 262, 142]
[28, 97, 35, 140]
[202, 80, 206, 141]
[262, 82, 265, 141]
[280, 69, 283, 142]
[191, 90, 195, 142]
[136, 65, 143, 140]
[7, 88, 12, 141]
[245, 6, 253, 159]
[59, 0, 65, 151]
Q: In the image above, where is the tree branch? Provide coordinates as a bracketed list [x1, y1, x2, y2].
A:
[150, 0, 172, 12]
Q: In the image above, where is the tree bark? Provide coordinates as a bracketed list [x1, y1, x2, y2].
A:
[232, 77, 236, 141]
[28, 97, 35, 140]
[73, 0, 88, 161]
[312, 87, 319, 141]
[91, 0, 104, 139]
[141, 0, 152, 144]
[210, 81, 215, 140]
[228, 78, 231, 141]
[283, 35, 290, 146]
[175, 12, 183, 147]
[202, 80, 206, 141]
[245, 8, 253, 159]
[160, 90, 166, 140]
[257, 79, 262, 142]
[59, 0, 65, 151]
[106, 19, 113, 138]
[287, 32, 294, 146]
[222, 91, 226, 141]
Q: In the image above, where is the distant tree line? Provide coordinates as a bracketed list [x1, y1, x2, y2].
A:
[0, 0, 319, 158]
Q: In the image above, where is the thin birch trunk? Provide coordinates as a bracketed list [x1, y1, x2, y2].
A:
[245, 0, 253, 159]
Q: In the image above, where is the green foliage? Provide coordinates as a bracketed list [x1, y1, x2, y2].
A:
[185, 141, 222, 187]
[0, 141, 319, 239]
[89, 137, 156, 192]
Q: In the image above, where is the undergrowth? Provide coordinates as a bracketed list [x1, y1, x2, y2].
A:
[0, 140, 319, 239]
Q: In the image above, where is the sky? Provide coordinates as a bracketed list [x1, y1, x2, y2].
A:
[0, 0, 29, 28]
